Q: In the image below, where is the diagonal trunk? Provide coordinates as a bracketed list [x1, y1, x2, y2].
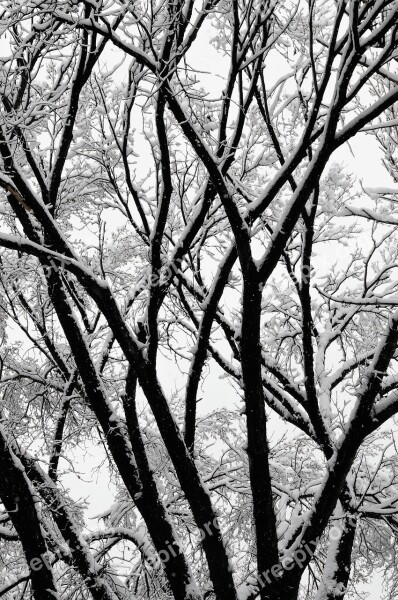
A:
[15, 447, 125, 600]
[46, 267, 201, 600]
[0, 424, 59, 600]
[315, 516, 357, 600]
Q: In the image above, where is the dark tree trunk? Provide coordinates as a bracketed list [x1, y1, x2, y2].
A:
[46, 268, 201, 600]
[315, 516, 357, 600]
[16, 449, 122, 600]
[0, 426, 58, 600]
[240, 271, 279, 599]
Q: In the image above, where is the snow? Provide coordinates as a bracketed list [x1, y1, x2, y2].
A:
[0, 525, 17, 539]
[0, 172, 14, 187]
[364, 185, 398, 196]
[361, 118, 398, 132]
[0, 232, 109, 289]
[2, 5, 398, 600]
[203, 122, 218, 132]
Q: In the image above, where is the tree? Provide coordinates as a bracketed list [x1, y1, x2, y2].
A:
[0, 0, 398, 599]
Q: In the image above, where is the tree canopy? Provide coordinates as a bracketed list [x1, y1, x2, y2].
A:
[1, 1, 398, 599]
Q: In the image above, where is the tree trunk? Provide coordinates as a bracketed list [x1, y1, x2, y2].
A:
[240, 271, 279, 598]
[315, 516, 357, 600]
[46, 268, 202, 600]
[0, 425, 59, 600]
[17, 449, 124, 600]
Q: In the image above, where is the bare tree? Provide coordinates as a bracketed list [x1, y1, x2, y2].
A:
[1, 1, 398, 599]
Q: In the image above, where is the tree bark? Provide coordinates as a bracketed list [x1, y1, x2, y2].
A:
[315, 516, 357, 600]
[46, 267, 202, 600]
[240, 270, 279, 598]
[0, 424, 59, 600]
[16, 448, 125, 600]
